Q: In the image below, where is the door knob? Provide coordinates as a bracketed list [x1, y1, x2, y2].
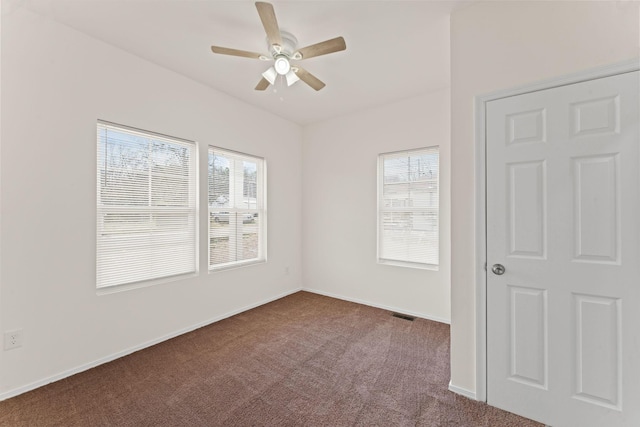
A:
[491, 264, 506, 275]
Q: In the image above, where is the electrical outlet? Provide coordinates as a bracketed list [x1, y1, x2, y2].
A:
[285, 266, 290, 275]
[4, 329, 23, 350]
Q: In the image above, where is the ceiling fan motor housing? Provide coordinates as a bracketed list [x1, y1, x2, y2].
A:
[269, 31, 298, 58]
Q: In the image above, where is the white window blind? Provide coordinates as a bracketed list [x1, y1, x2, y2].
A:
[96, 121, 197, 289]
[208, 147, 266, 270]
[378, 147, 439, 268]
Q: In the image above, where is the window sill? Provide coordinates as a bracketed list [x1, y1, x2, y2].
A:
[209, 259, 266, 273]
[96, 271, 198, 295]
[377, 259, 439, 271]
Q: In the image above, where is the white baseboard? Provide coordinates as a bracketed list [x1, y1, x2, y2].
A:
[448, 381, 477, 400]
[0, 287, 302, 402]
[303, 287, 451, 325]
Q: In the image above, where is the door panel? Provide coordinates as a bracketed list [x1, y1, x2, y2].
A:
[573, 293, 621, 410]
[572, 154, 619, 263]
[508, 285, 548, 388]
[507, 160, 547, 258]
[486, 71, 639, 427]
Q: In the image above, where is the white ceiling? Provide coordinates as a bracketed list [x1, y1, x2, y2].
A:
[23, 0, 466, 125]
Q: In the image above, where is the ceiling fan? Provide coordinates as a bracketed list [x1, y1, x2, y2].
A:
[210, 2, 346, 91]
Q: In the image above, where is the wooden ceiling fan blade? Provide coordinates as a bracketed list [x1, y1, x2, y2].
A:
[255, 77, 270, 91]
[294, 67, 326, 91]
[211, 46, 264, 59]
[296, 36, 346, 60]
[255, 2, 282, 46]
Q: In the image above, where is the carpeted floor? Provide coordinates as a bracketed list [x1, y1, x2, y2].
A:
[0, 291, 543, 426]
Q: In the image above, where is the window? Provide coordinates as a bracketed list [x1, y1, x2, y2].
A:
[96, 121, 197, 289]
[378, 147, 439, 269]
[208, 147, 266, 270]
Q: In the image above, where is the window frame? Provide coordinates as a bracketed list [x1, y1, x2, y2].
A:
[208, 146, 267, 271]
[96, 120, 198, 292]
[377, 146, 440, 270]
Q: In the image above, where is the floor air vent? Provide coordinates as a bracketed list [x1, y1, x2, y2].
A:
[392, 313, 415, 321]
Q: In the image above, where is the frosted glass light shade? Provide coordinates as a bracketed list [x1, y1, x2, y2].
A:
[261, 67, 277, 85]
[285, 70, 300, 86]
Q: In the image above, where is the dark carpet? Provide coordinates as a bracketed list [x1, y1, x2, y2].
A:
[0, 291, 542, 426]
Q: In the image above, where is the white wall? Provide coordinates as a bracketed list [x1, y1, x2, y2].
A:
[450, 0, 640, 396]
[0, 9, 302, 397]
[302, 90, 451, 323]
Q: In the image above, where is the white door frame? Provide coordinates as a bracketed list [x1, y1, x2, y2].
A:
[474, 58, 640, 403]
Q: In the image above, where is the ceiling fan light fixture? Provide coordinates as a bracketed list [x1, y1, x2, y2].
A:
[274, 56, 291, 75]
[262, 66, 277, 85]
[285, 70, 300, 86]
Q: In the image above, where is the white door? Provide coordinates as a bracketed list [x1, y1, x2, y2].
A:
[486, 70, 639, 427]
